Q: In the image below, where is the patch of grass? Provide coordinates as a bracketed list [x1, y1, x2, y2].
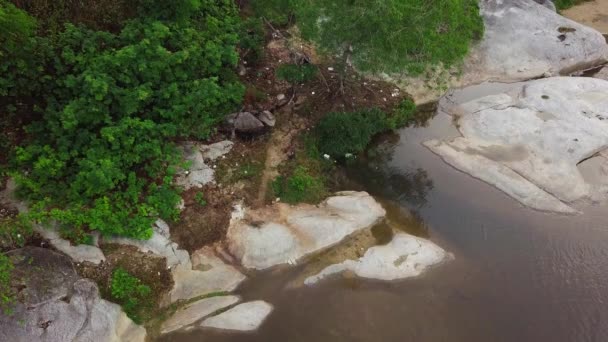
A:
[233, 162, 264, 181]
[554, 0, 591, 10]
[194, 192, 207, 206]
[256, 0, 484, 75]
[272, 166, 326, 204]
[110, 267, 152, 324]
[0, 253, 14, 315]
[0, 214, 33, 251]
[276, 64, 318, 84]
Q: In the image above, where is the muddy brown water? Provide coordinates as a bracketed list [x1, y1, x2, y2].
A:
[163, 83, 608, 342]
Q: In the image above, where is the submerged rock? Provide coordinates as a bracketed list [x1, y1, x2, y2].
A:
[425, 77, 608, 213]
[0, 247, 146, 342]
[161, 295, 240, 334]
[200, 301, 273, 332]
[304, 233, 448, 285]
[226, 191, 386, 270]
[390, 0, 608, 104]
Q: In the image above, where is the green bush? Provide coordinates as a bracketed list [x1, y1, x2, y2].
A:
[110, 267, 151, 323]
[316, 108, 397, 157]
[3, 0, 244, 239]
[272, 166, 326, 204]
[254, 0, 483, 75]
[0, 253, 14, 315]
[390, 99, 417, 129]
[276, 63, 318, 84]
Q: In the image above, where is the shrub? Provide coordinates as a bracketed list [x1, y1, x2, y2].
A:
[390, 99, 417, 129]
[276, 63, 318, 84]
[0, 253, 14, 315]
[194, 192, 207, 206]
[110, 267, 151, 323]
[0, 214, 33, 250]
[316, 108, 395, 157]
[272, 166, 326, 204]
[255, 0, 484, 75]
[3, 0, 245, 239]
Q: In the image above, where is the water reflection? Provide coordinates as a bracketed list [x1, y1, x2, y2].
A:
[346, 132, 434, 210]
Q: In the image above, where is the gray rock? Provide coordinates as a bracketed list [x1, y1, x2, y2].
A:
[36, 227, 106, 265]
[0, 248, 146, 342]
[200, 301, 273, 332]
[226, 191, 386, 270]
[425, 77, 608, 214]
[161, 295, 240, 334]
[388, 0, 608, 104]
[234, 112, 265, 133]
[304, 233, 449, 285]
[175, 142, 215, 190]
[258, 111, 276, 127]
[593, 66, 608, 81]
[201, 140, 234, 160]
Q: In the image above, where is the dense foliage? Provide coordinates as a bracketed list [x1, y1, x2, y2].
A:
[1, 0, 244, 239]
[276, 63, 318, 84]
[110, 267, 151, 323]
[316, 101, 416, 158]
[254, 0, 484, 74]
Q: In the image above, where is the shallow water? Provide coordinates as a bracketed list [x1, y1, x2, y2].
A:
[164, 83, 608, 342]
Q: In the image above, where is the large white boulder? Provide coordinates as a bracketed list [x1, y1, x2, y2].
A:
[304, 233, 448, 285]
[200, 301, 273, 332]
[226, 191, 386, 270]
[0, 248, 146, 342]
[425, 77, 608, 213]
[390, 0, 608, 104]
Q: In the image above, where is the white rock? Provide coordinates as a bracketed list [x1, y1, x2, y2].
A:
[226, 191, 386, 270]
[37, 227, 106, 265]
[200, 301, 273, 332]
[305, 233, 448, 285]
[387, 0, 608, 104]
[169, 247, 246, 304]
[426, 77, 608, 213]
[161, 296, 240, 334]
[201, 141, 234, 160]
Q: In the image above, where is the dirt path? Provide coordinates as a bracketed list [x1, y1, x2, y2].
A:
[255, 113, 306, 207]
[562, 0, 608, 34]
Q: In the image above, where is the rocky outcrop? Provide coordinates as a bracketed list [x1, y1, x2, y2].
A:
[390, 0, 608, 104]
[224, 111, 277, 134]
[175, 140, 233, 190]
[105, 220, 245, 306]
[200, 301, 273, 332]
[0, 247, 145, 342]
[161, 295, 240, 334]
[226, 191, 386, 270]
[304, 233, 449, 285]
[425, 77, 608, 213]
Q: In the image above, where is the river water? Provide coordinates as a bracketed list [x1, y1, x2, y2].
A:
[164, 82, 608, 342]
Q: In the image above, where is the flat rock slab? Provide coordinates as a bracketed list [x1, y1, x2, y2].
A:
[304, 233, 448, 285]
[226, 191, 386, 270]
[201, 301, 273, 332]
[390, 0, 608, 104]
[425, 77, 608, 213]
[161, 296, 240, 334]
